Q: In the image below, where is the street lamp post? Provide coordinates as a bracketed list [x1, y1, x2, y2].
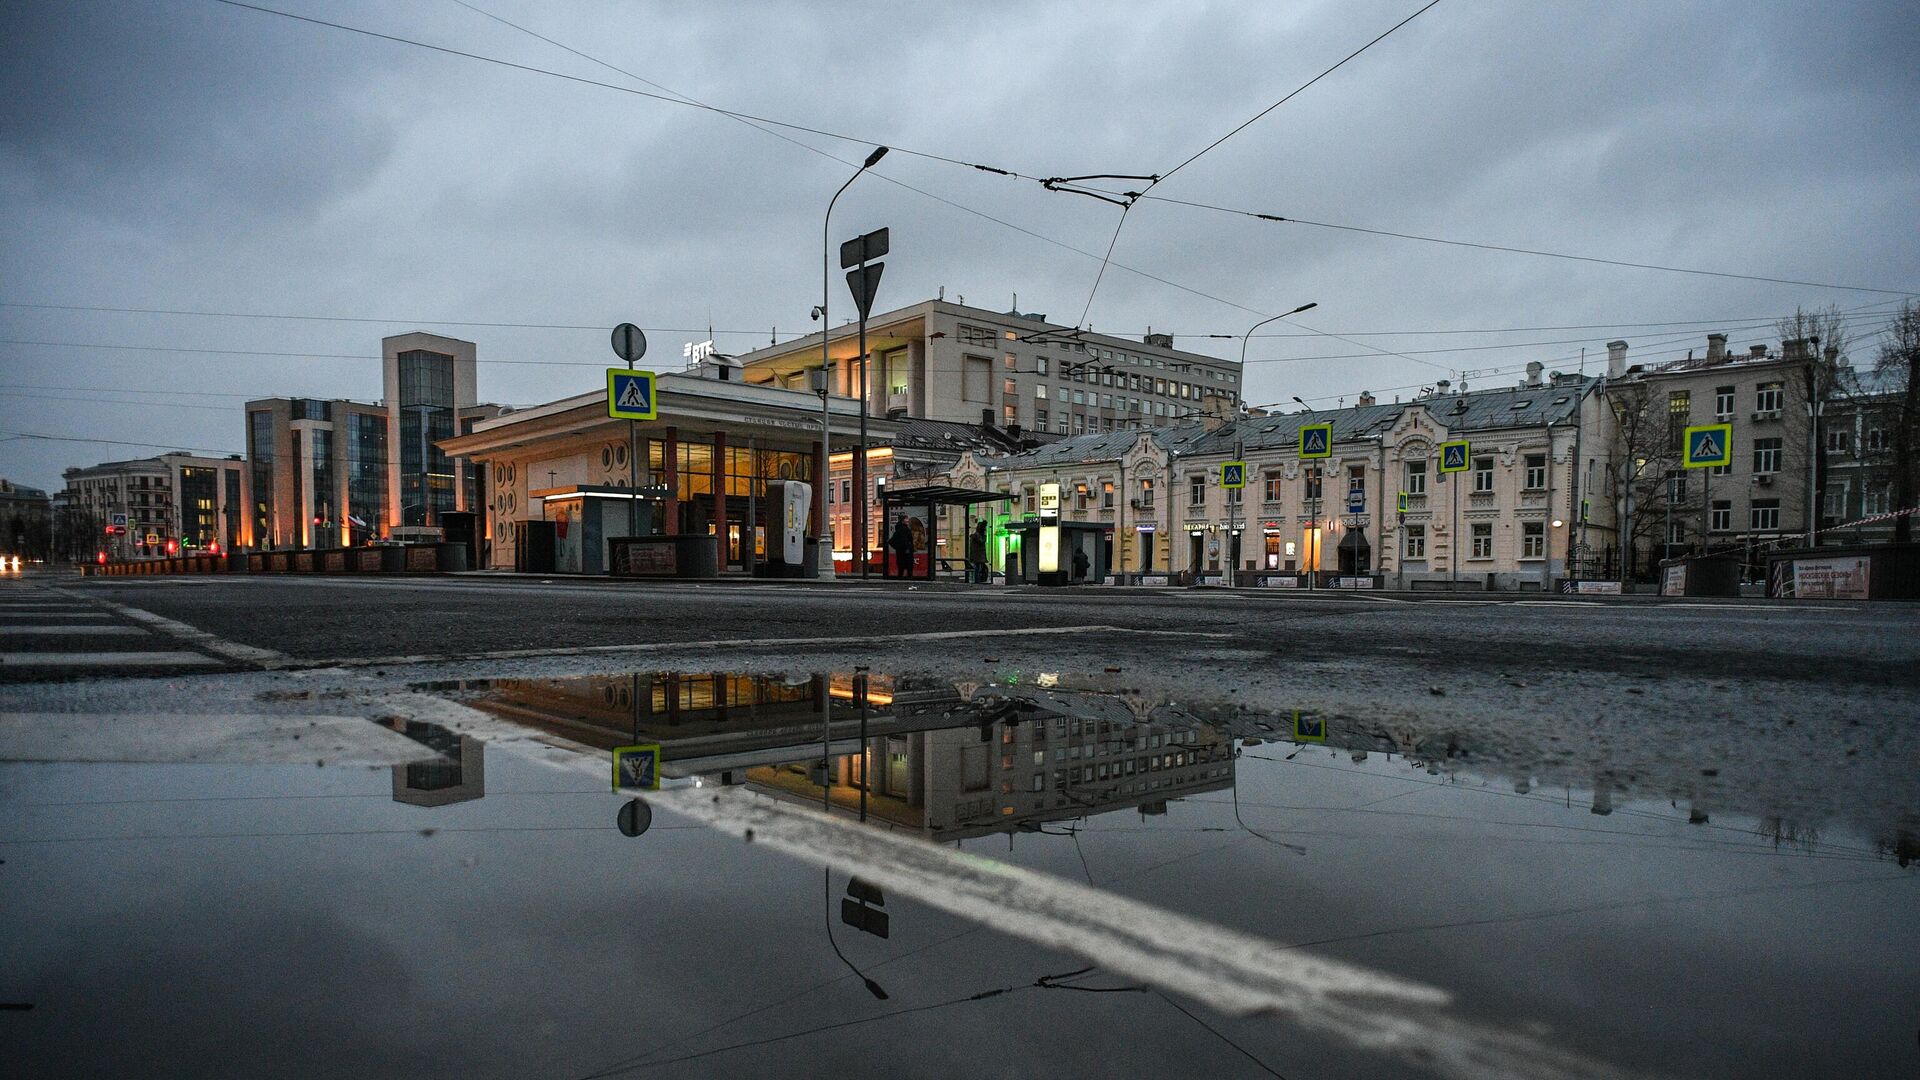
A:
[819, 146, 889, 576]
[1232, 304, 1316, 582]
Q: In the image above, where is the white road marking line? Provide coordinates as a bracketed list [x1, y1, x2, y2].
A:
[47, 588, 291, 667]
[385, 692, 1644, 1080]
[0, 651, 221, 668]
[326, 624, 1231, 669]
[0, 625, 147, 636]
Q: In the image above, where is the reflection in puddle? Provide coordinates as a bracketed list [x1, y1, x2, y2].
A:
[377, 717, 486, 807]
[429, 669, 1918, 863]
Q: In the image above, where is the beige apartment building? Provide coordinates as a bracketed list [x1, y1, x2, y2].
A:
[951, 371, 1612, 589]
[59, 452, 249, 557]
[1602, 335, 1825, 578]
[732, 297, 1245, 436]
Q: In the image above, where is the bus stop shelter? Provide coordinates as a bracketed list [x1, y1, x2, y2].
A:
[877, 484, 1013, 580]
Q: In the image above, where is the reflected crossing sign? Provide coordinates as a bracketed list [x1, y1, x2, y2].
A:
[611, 743, 662, 791]
[1221, 461, 1246, 489]
[1299, 423, 1332, 459]
[1682, 423, 1732, 469]
[1439, 440, 1471, 473]
[607, 369, 658, 420]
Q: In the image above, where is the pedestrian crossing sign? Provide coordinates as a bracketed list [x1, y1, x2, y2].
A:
[1682, 423, 1732, 469]
[1221, 461, 1246, 489]
[607, 369, 658, 420]
[1439, 440, 1470, 473]
[1299, 422, 1332, 459]
[612, 743, 662, 791]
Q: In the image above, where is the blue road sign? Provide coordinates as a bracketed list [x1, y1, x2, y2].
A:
[607, 369, 658, 420]
[1682, 423, 1732, 469]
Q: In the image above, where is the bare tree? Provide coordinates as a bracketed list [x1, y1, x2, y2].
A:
[1606, 381, 1683, 579]
[1775, 305, 1853, 538]
[1878, 301, 1920, 541]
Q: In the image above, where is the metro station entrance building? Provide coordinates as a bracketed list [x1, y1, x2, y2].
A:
[439, 370, 882, 572]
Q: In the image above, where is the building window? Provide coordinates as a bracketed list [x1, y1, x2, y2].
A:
[1750, 499, 1781, 531]
[1521, 520, 1544, 558]
[1470, 522, 1493, 559]
[1472, 456, 1494, 493]
[1524, 454, 1546, 490]
[1714, 386, 1735, 420]
[1404, 523, 1426, 558]
[1710, 500, 1732, 532]
[1825, 428, 1851, 454]
[1755, 382, 1784, 414]
[1263, 475, 1283, 503]
[1404, 459, 1426, 496]
[1753, 437, 1782, 474]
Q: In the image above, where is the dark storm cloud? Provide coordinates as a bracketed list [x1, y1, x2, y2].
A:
[1, 0, 1916, 488]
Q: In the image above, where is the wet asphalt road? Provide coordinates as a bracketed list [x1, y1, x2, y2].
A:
[21, 572, 1920, 685]
[3, 571, 1918, 1078]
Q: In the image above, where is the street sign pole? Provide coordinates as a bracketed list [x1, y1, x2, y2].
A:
[611, 324, 649, 540]
[840, 229, 888, 579]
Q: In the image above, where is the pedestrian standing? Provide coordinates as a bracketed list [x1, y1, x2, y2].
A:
[888, 516, 915, 577]
[967, 520, 988, 583]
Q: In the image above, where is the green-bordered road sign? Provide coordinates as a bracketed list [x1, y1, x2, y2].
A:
[607, 369, 658, 420]
[1682, 423, 1732, 469]
[612, 743, 662, 791]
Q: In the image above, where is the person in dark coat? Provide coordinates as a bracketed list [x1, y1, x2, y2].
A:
[967, 520, 989, 582]
[888, 516, 916, 576]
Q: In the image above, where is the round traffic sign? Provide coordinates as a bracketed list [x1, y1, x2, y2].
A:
[611, 323, 648, 364]
[616, 797, 653, 837]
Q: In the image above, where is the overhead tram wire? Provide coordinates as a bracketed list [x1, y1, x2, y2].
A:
[1134, 193, 1920, 298]
[438, 0, 1273, 324]
[206, 0, 1030, 180]
[1066, 0, 1447, 344]
[1153, 0, 1445, 187]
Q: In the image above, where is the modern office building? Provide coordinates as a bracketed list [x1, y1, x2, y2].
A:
[243, 332, 490, 548]
[731, 297, 1246, 436]
[58, 452, 249, 556]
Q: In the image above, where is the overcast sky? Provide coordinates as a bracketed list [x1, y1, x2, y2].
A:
[3, 0, 1916, 491]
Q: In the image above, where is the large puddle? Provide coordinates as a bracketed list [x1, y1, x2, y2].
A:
[4, 668, 1916, 1078]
